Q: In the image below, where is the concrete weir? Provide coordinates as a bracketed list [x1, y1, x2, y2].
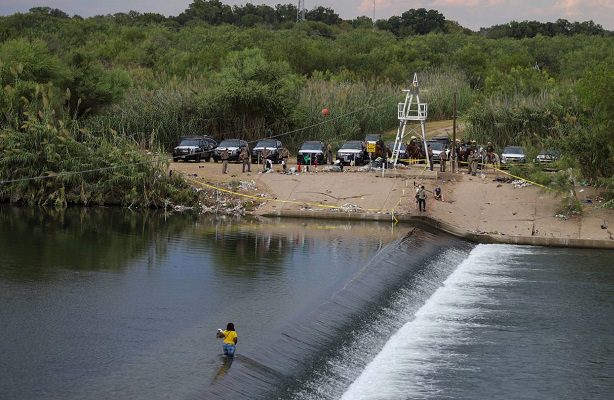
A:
[260, 210, 614, 250]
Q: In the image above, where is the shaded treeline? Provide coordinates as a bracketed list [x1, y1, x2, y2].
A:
[0, 3, 612, 207]
[0, 205, 195, 279]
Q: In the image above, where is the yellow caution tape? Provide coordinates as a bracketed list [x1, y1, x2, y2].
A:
[455, 160, 550, 190]
[184, 175, 399, 215]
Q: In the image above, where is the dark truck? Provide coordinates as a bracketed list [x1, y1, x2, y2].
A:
[251, 139, 284, 163]
[172, 136, 217, 162]
[297, 141, 326, 165]
[213, 139, 249, 162]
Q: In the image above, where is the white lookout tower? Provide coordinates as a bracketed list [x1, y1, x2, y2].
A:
[391, 73, 429, 168]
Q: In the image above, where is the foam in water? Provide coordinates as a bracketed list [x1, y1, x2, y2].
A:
[284, 246, 472, 400]
[340, 244, 523, 400]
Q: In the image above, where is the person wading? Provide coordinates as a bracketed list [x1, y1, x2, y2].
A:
[216, 322, 238, 357]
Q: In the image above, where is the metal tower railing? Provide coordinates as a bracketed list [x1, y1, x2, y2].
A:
[391, 73, 429, 168]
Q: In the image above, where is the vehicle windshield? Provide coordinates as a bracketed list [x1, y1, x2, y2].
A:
[256, 140, 277, 148]
[364, 134, 380, 142]
[340, 141, 363, 150]
[387, 142, 406, 151]
[178, 139, 200, 147]
[427, 142, 444, 151]
[219, 140, 241, 147]
[503, 146, 524, 154]
[540, 149, 560, 156]
[300, 142, 323, 151]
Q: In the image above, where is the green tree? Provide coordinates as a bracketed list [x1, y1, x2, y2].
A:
[484, 67, 555, 96]
[67, 52, 132, 116]
[199, 48, 303, 138]
[306, 6, 342, 25]
[559, 58, 614, 180]
[176, 0, 234, 25]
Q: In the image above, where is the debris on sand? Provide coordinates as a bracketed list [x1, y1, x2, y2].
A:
[512, 179, 531, 188]
[337, 203, 363, 212]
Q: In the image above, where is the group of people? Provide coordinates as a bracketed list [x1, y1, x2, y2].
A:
[220, 146, 291, 174]
[403, 137, 501, 176]
[219, 137, 501, 178]
[451, 139, 500, 176]
[414, 184, 443, 212]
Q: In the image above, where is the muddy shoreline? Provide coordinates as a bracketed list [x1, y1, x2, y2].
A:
[173, 161, 614, 250]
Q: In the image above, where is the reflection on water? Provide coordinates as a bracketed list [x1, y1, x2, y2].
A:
[212, 356, 234, 384]
[0, 206, 407, 400]
[0, 206, 194, 279]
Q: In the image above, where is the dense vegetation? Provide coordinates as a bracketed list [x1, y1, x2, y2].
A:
[0, 2, 612, 208]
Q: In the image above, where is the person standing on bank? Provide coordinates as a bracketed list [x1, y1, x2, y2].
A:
[279, 147, 289, 172]
[427, 145, 434, 171]
[239, 147, 250, 173]
[221, 148, 230, 174]
[216, 323, 238, 357]
[261, 148, 270, 172]
[439, 147, 447, 172]
[326, 143, 333, 164]
[416, 185, 427, 212]
[473, 151, 479, 176]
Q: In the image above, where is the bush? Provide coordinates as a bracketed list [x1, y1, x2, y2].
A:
[0, 83, 198, 208]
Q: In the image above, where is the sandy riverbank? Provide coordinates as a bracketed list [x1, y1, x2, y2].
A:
[171, 160, 614, 248]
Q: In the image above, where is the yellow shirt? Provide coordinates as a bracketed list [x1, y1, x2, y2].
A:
[223, 330, 237, 345]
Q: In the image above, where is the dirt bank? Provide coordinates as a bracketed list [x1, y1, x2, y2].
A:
[171, 160, 614, 248]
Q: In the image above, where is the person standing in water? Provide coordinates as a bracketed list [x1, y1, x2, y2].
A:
[216, 323, 238, 357]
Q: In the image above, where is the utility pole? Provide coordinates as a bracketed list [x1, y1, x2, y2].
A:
[452, 92, 457, 173]
[373, 0, 376, 30]
[297, 0, 306, 22]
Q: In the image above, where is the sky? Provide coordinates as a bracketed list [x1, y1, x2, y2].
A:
[1, 0, 613, 30]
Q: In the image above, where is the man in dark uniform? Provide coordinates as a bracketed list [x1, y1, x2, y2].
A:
[427, 145, 434, 171]
[261, 148, 270, 172]
[416, 185, 427, 212]
[439, 146, 447, 172]
[279, 147, 289, 172]
[239, 147, 250, 173]
[221, 148, 230, 174]
[468, 149, 478, 176]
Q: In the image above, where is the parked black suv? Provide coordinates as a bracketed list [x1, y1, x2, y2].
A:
[172, 136, 217, 162]
[336, 140, 367, 166]
[251, 139, 284, 163]
[297, 141, 326, 165]
[213, 139, 249, 162]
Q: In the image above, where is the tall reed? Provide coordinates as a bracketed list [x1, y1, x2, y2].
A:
[463, 89, 575, 149]
[289, 78, 400, 150]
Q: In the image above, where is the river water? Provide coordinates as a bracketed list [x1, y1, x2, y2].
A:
[0, 206, 612, 399]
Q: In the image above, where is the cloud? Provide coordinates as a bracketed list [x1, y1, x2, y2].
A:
[430, 0, 504, 6]
[358, 0, 505, 15]
[554, 0, 614, 17]
[358, 0, 422, 15]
